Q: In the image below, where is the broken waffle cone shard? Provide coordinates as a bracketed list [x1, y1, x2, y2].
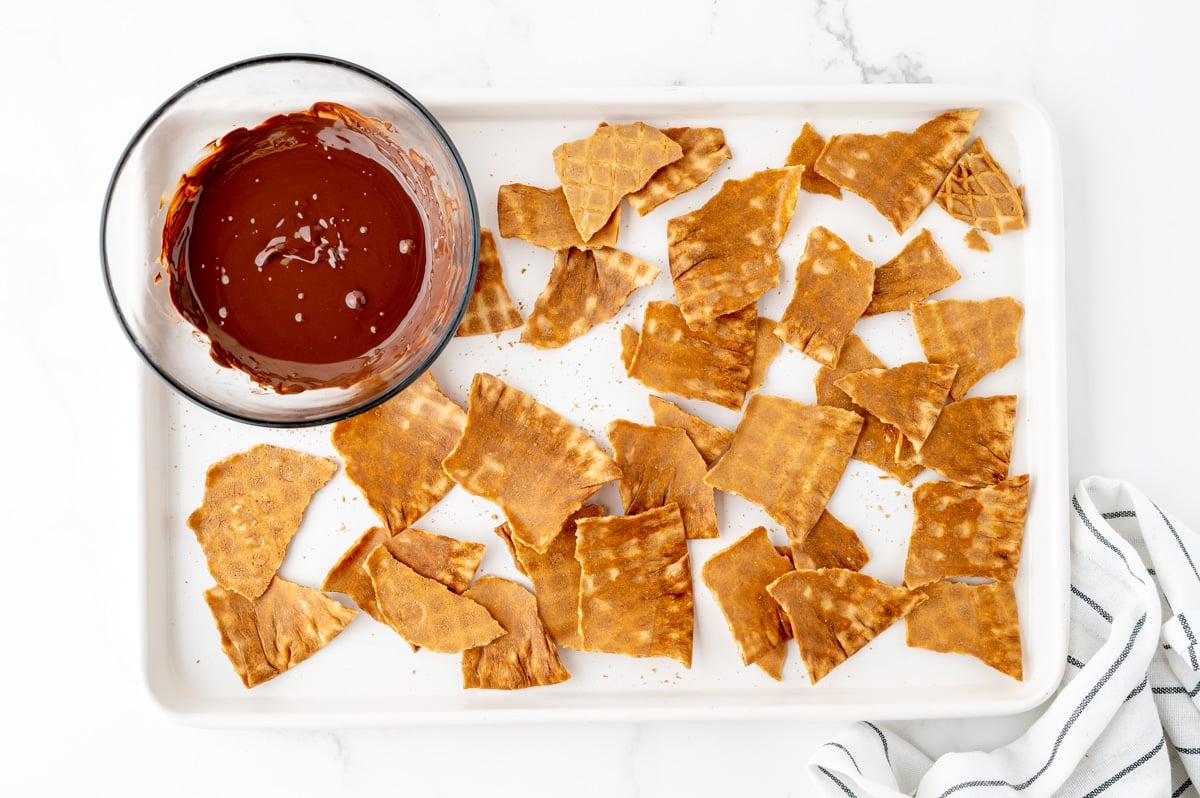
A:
[188, 443, 337, 600]
[667, 166, 803, 329]
[936, 137, 1026, 234]
[774, 226, 875, 368]
[383, 527, 486, 595]
[553, 121, 683, 241]
[575, 504, 694, 667]
[748, 316, 782, 391]
[607, 418, 718, 539]
[906, 579, 1023, 680]
[520, 246, 658, 350]
[205, 576, 357, 689]
[767, 568, 927, 684]
[441, 372, 622, 554]
[497, 183, 621, 250]
[456, 228, 523, 336]
[461, 576, 571, 690]
[864, 228, 961, 316]
[904, 474, 1030, 587]
[785, 122, 842, 198]
[626, 126, 732, 215]
[790, 510, 870, 571]
[815, 108, 979, 234]
[914, 394, 1017, 486]
[701, 526, 795, 667]
[703, 393, 863, 549]
[364, 544, 504, 652]
[627, 300, 756, 411]
[834, 361, 958, 451]
[321, 525, 392, 622]
[331, 370, 464, 533]
[912, 296, 1023, 401]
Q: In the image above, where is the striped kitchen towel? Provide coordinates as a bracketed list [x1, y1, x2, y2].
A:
[807, 476, 1200, 797]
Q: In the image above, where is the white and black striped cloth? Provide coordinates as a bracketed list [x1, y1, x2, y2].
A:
[807, 477, 1200, 797]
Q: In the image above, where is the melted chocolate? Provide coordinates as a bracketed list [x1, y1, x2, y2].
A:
[162, 102, 427, 393]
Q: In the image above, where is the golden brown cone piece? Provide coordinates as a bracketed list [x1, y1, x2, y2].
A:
[576, 504, 694, 667]
[627, 126, 731, 215]
[904, 475, 1030, 587]
[647, 395, 733, 467]
[383, 527, 486, 596]
[364, 545, 504, 652]
[753, 643, 789, 681]
[936, 137, 1026, 234]
[607, 419, 718, 539]
[791, 511, 870, 571]
[497, 184, 621, 250]
[204, 576, 356, 688]
[914, 395, 1017, 486]
[627, 301, 756, 411]
[704, 394, 863, 551]
[907, 580, 1023, 680]
[815, 109, 979, 234]
[494, 505, 604, 650]
[814, 333, 925, 484]
[701, 527, 794, 667]
[442, 373, 622, 553]
[321, 526, 392, 622]
[520, 247, 658, 349]
[864, 229, 961, 316]
[456, 229, 523, 336]
[912, 297, 1023, 401]
[964, 228, 991, 252]
[188, 444, 336, 600]
[767, 568, 927, 684]
[775, 226, 875, 368]
[785, 123, 842, 198]
[667, 167, 803, 329]
[553, 122, 683, 241]
[332, 371, 464, 533]
[461, 577, 571, 690]
[834, 362, 958, 451]
[619, 323, 640, 372]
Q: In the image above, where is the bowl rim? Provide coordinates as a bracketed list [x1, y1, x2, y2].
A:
[99, 52, 481, 429]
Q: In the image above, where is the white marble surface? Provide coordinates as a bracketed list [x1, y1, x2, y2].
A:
[3, 0, 1198, 794]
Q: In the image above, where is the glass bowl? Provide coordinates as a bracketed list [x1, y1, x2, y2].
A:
[101, 54, 479, 427]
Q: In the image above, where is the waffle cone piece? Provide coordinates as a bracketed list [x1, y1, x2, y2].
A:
[785, 122, 842, 198]
[553, 122, 683, 241]
[936, 137, 1026, 234]
[461, 576, 571, 690]
[701, 527, 794, 668]
[914, 395, 1017, 486]
[704, 394, 863, 549]
[904, 475, 1030, 587]
[834, 362, 958, 451]
[864, 229, 961, 316]
[767, 568, 927, 684]
[815, 109, 979, 234]
[907, 580, 1023, 680]
[667, 167, 803, 329]
[774, 226, 875, 368]
[205, 576, 356, 688]
[790, 511, 870, 571]
[456, 229, 523, 336]
[442, 373, 622, 553]
[912, 297, 1023, 401]
[647, 395, 733, 467]
[188, 444, 337, 600]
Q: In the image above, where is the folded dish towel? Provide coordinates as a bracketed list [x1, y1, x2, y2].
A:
[807, 476, 1200, 797]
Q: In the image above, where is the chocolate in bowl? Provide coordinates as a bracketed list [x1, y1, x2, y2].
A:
[101, 55, 479, 427]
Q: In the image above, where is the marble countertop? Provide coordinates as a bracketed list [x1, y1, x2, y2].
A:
[3, 0, 1197, 794]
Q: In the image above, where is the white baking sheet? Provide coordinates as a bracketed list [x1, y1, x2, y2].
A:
[138, 86, 1068, 725]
